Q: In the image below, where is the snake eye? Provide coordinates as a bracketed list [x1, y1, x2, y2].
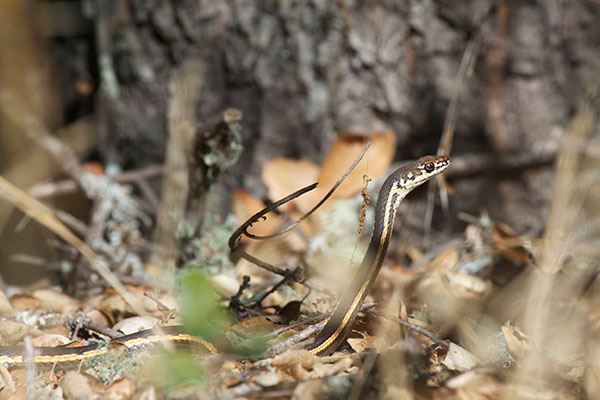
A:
[424, 163, 435, 173]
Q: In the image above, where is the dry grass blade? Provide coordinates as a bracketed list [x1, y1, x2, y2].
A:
[0, 175, 149, 322]
[516, 104, 594, 384]
[23, 335, 35, 399]
[423, 31, 482, 245]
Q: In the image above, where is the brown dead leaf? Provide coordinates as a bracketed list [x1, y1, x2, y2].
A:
[501, 322, 535, 359]
[0, 291, 15, 317]
[262, 158, 319, 213]
[93, 287, 148, 319]
[0, 320, 29, 346]
[292, 379, 323, 400]
[271, 349, 319, 370]
[445, 369, 502, 397]
[444, 273, 490, 296]
[112, 316, 159, 334]
[3, 388, 27, 400]
[428, 248, 460, 271]
[32, 289, 78, 314]
[253, 370, 281, 387]
[276, 301, 302, 324]
[347, 333, 388, 353]
[10, 294, 42, 311]
[418, 271, 490, 300]
[492, 221, 531, 264]
[311, 357, 353, 378]
[61, 371, 97, 400]
[291, 361, 312, 380]
[42, 324, 71, 338]
[441, 342, 480, 371]
[106, 378, 135, 400]
[32, 333, 70, 347]
[86, 309, 113, 328]
[318, 131, 396, 199]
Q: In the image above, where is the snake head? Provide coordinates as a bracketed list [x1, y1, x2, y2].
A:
[395, 155, 450, 191]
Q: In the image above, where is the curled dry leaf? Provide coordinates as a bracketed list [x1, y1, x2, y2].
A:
[501, 322, 535, 359]
[347, 333, 388, 353]
[418, 271, 490, 299]
[492, 221, 531, 264]
[232, 189, 284, 241]
[444, 273, 490, 296]
[112, 316, 159, 335]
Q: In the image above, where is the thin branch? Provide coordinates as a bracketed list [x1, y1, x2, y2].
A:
[368, 309, 449, 348]
[228, 143, 370, 291]
[242, 142, 371, 241]
[67, 312, 123, 340]
[228, 182, 318, 250]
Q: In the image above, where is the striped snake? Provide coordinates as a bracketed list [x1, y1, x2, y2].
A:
[0, 155, 449, 364]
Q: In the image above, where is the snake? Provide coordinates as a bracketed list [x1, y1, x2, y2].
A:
[307, 155, 450, 356]
[0, 155, 449, 365]
[0, 326, 217, 367]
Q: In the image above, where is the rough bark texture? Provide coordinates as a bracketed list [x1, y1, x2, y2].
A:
[60, 0, 600, 234]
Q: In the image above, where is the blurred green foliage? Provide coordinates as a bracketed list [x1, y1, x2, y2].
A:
[179, 269, 231, 341]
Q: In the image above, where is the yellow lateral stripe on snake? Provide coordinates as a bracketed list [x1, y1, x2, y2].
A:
[307, 155, 450, 356]
[0, 329, 218, 366]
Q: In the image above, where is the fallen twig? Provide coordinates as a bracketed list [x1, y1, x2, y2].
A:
[228, 143, 371, 295]
[368, 309, 449, 348]
[268, 302, 377, 356]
